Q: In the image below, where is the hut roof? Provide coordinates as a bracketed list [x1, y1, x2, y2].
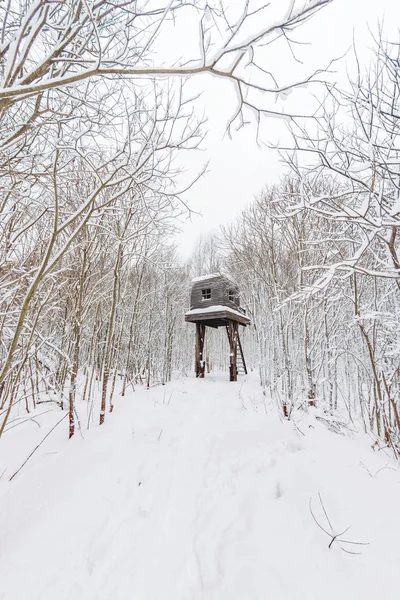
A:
[191, 273, 221, 283]
[191, 273, 238, 286]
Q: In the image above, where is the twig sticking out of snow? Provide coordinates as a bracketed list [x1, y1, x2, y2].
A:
[9, 413, 68, 481]
[359, 462, 397, 478]
[309, 492, 369, 555]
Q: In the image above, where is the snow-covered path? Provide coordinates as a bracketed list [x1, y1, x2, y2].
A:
[0, 373, 399, 599]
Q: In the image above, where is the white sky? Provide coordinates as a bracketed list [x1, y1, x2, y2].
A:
[173, 0, 400, 258]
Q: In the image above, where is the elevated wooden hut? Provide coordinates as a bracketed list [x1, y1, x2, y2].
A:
[185, 273, 250, 381]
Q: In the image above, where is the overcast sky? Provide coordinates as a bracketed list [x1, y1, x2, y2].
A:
[174, 0, 400, 259]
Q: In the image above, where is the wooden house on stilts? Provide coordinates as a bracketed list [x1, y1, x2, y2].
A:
[185, 273, 250, 381]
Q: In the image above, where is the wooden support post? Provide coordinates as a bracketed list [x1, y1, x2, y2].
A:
[195, 323, 206, 378]
[227, 320, 238, 382]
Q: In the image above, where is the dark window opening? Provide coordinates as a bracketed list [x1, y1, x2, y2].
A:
[228, 289, 235, 302]
[201, 288, 211, 300]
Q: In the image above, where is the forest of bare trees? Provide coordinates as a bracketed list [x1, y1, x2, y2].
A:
[1, 1, 399, 460]
[221, 34, 400, 454]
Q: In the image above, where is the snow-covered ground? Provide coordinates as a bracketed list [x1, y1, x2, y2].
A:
[0, 372, 399, 600]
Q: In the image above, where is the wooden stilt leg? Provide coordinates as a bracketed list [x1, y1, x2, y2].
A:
[227, 320, 238, 382]
[195, 323, 200, 377]
[195, 323, 206, 378]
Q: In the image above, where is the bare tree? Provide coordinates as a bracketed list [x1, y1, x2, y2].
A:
[283, 31, 400, 288]
[0, 1, 333, 139]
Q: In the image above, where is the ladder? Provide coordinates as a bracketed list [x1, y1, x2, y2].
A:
[226, 324, 248, 376]
[236, 331, 248, 375]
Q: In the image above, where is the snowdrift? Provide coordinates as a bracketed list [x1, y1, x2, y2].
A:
[0, 373, 399, 599]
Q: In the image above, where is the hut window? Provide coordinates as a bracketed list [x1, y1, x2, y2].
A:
[201, 288, 211, 300]
[228, 290, 235, 302]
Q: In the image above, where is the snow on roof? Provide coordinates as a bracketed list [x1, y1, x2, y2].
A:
[185, 305, 248, 320]
[191, 273, 222, 283]
[191, 273, 236, 284]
